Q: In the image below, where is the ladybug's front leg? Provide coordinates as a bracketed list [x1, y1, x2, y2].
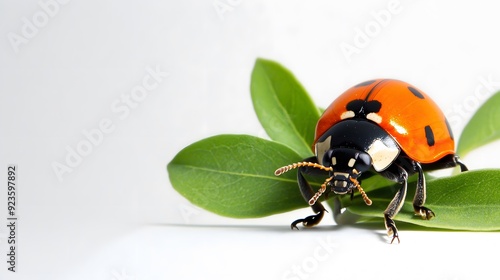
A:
[291, 156, 327, 229]
[412, 162, 435, 219]
[383, 165, 408, 244]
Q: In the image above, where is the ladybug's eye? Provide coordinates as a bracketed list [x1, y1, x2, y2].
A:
[354, 152, 372, 172]
[322, 150, 335, 167]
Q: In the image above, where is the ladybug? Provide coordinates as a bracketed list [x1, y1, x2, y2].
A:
[274, 79, 468, 243]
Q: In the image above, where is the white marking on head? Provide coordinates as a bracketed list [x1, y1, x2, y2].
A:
[367, 139, 400, 172]
[331, 156, 337, 166]
[341, 111, 355, 120]
[334, 172, 349, 179]
[366, 112, 382, 124]
[348, 158, 356, 167]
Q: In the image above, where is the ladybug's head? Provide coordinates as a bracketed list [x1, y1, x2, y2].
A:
[274, 148, 373, 206]
[321, 148, 372, 195]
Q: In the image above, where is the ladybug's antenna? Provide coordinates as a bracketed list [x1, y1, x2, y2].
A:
[308, 177, 332, 205]
[349, 177, 372, 206]
[274, 162, 371, 206]
[274, 162, 333, 176]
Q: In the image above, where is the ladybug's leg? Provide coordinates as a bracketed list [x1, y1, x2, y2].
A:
[383, 165, 408, 244]
[425, 154, 468, 172]
[412, 162, 435, 219]
[291, 156, 327, 229]
[412, 155, 467, 219]
[454, 155, 468, 172]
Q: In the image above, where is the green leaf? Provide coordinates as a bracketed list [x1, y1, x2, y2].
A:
[340, 169, 500, 231]
[167, 134, 309, 218]
[250, 58, 320, 158]
[457, 91, 500, 157]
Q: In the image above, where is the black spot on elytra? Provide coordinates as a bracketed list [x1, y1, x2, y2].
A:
[424, 125, 435, 146]
[408, 86, 425, 99]
[346, 100, 365, 112]
[364, 100, 382, 113]
[346, 100, 382, 117]
[445, 118, 454, 140]
[355, 80, 377, 87]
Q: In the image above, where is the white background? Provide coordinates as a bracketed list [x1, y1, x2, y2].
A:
[1, 0, 500, 279]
